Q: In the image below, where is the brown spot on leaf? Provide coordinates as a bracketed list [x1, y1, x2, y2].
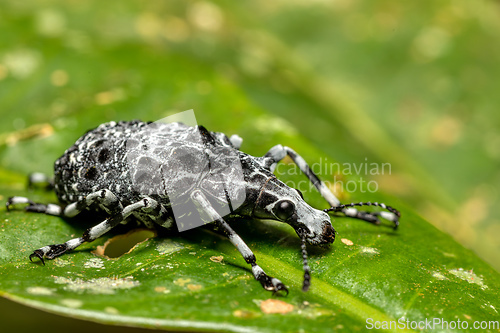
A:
[210, 255, 224, 263]
[260, 299, 294, 314]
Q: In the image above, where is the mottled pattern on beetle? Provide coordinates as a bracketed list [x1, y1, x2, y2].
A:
[53, 120, 138, 204]
[53, 120, 252, 217]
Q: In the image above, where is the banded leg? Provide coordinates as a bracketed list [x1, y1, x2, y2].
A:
[63, 189, 123, 217]
[264, 145, 399, 227]
[30, 197, 160, 264]
[190, 190, 287, 295]
[134, 199, 174, 230]
[7, 189, 122, 219]
[27, 172, 54, 190]
[6, 196, 63, 216]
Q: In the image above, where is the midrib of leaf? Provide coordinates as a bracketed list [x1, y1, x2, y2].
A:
[325, 238, 379, 270]
[215, 241, 416, 333]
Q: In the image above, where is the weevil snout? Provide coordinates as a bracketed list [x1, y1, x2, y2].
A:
[321, 222, 336, 244]
[296, 209, 336, 246]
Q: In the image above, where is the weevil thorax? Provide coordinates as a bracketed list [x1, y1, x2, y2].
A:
[238, 155, 335, 246]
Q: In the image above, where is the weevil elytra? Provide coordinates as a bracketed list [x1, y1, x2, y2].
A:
[7, 120, 400, 294]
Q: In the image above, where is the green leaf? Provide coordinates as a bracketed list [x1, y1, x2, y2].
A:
[1, 142, 499, 333]
[1, 1, 499, 332]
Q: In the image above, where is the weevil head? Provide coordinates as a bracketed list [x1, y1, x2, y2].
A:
[249, 177, 335, 245]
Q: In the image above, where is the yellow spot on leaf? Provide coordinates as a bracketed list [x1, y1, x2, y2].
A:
[429, 115, 463, 148]
[210, 255, 224, 263]
[187, 1, 223, 32]
[26, 287, 54, 296]
[0, 123, 53, 147]
[0, 64, 8, 80]
[105, 307, 119, 315]
[260, 299, 294, 314]
[174, 278, 191, 287]
[154, 286, 171, 294]
[60, 299, 83, 309]
[187, 284, 202, 291]
[95, 88, 126, 105]
[51, 69, 69, 86]
[233, 310, 259, 319]
[341, 238, 354, 246]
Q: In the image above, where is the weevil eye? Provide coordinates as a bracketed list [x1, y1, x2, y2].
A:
[273, 200, 295, 221]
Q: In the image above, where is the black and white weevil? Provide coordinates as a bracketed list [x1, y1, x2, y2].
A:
[6, 120, 400, 294]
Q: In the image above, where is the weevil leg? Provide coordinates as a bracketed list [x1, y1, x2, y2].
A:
[135, 200, 174, 230]
[27, 172, 54, 190]
[264, 145, 399, 227]
[29, 197, 158, 264]
[6, 196, 63, 216]
[264, 145, 341, 207]
[62, 189, 122, 217]
[6, 189, 123, 218]
[341, 206, 400, 228]
[190, 190, 288, 295]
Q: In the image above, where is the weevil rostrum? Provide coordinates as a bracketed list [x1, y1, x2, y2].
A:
[6, 120, 400, 294]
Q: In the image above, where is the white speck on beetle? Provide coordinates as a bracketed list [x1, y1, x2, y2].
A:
[53, 276, 139, 294]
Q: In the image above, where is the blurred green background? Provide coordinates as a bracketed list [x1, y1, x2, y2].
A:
[1, 0, 499, 331]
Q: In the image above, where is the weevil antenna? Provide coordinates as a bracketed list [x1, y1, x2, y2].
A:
[301, 235, 311, 292]
[323, 201, 401, 218]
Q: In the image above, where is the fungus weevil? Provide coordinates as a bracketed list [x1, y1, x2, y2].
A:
[6, 120, 400, 294]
